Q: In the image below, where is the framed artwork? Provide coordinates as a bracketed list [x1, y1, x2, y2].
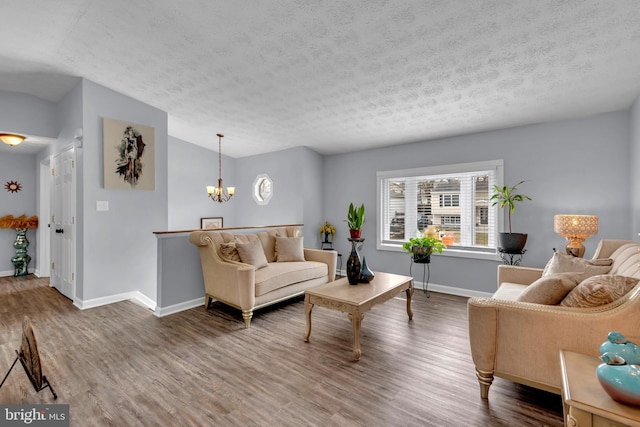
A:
[103, 118, 155, 190]
[201, 217, 223, 229]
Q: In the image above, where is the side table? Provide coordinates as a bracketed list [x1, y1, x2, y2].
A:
[560, 350, 640, 427]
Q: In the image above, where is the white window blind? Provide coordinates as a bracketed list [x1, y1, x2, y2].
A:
[377, 160, 503, 254]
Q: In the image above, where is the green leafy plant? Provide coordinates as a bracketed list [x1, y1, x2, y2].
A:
[401, 236, 446, 254]
[490, 180, 531, 234]
[346, 203, 365, 230]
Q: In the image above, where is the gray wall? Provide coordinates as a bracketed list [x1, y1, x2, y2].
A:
[630, 97, 640, 237]
[78, 79, 168, 302]
[0, 153, 38, 274]
[232, 146, 325, 246]
[0, 91, 59, 138]
[323, 111, 631, 294]
[168, 136, 238, 230]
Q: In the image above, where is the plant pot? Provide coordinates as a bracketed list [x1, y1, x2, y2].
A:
[349, 229, 362, 239]
[498, 233, 528, 253]
[411, 246, 432, 264]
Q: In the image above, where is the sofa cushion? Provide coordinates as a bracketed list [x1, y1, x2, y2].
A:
[516, 272, 583, 305]
[560, 274, 640, 308]
[542, 252, 612, 278]
[275, 236, 305, 262]
[219, 242, 241, 262]
[254, 261, 328, 296]
[493, 282, 529, 301]
[235, 239, 268, 269]
[608, 243, 640, 278]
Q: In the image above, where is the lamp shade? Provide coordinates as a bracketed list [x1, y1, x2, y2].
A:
[553, 215, 598, 238]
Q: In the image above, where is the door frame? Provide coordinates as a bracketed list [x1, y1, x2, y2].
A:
[37, 156, 51, 278]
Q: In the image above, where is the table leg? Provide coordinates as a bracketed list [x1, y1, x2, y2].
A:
[348, 312, 364, 361]
[304, 295, 313, 342]
[405, 285, 414, 320]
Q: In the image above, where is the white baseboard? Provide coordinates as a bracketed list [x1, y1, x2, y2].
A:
[339, 269, 493, 299]
[413, 280, 493, 298]
[74, 291, 156, 312]
[154, 297, 204, 317]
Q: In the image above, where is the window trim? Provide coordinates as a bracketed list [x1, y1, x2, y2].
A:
[376, 159, 504, 261]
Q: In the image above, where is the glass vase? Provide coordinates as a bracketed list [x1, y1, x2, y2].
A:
[346, 238, 363, 285]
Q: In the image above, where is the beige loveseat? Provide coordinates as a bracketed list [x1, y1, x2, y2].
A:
[468, 239, 640, 399]
[189, 226, 337, 328]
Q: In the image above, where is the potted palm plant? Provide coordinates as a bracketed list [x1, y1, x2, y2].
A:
[402, 236, 446, 264]
[346, 203, 365, 239]
[491, 180, 531, 253]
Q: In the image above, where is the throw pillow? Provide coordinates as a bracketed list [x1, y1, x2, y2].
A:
[275, 236, 305, 262]
[219, 242, 241, 262]
[516, 272, 583, 305]
[542, 252, 612, 278]
[560, 275, 640, 308]
[235, 239, 268, 269]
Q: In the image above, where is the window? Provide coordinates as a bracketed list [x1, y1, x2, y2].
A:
[377, 160, 503, 258]
[439, 194, 459, 207]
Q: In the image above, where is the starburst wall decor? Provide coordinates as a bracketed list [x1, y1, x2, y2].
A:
[5, 180, 22, 193]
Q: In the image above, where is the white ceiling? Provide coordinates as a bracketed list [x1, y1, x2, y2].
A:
[1, 0, 639, 158]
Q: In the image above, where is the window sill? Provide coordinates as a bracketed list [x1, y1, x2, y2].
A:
[377, 242, 501, 262]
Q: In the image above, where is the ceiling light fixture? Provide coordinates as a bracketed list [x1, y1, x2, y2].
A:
[0, 134, 26, 147]
[206, 133, 235, 203]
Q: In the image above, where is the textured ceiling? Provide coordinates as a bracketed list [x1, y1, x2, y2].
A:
[1, 0, 640, 158]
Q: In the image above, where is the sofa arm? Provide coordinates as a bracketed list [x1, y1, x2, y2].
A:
[497, 265, 543, 287]
[468, 286, 640, 394]
[304, 248, 337, 281]
[189, 231, 256, 310]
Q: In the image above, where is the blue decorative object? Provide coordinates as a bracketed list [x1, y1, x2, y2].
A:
[597, 352, 640, 406]
[359, 256, 374, 283]
[600, 331, 640, 365]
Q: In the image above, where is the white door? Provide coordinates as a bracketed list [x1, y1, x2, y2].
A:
[50, 146, 75, 300]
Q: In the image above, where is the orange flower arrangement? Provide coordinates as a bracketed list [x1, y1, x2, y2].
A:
[0, 215, 38, 229]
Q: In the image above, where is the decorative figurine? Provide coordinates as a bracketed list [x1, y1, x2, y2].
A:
[600, 331, 640, 365]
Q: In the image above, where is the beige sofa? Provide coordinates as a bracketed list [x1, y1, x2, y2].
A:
[468, 239, 640, 399]
[189, 226, 337, 328]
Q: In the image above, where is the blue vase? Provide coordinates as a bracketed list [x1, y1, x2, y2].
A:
[359, 256, 374, 283]
[597, 352, 640, 406]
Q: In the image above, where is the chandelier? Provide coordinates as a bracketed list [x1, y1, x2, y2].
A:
[0, 133, 26, 146]
[206, 133, 235, 203]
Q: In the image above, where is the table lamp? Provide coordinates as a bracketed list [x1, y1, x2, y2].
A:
[553, 214, 598, 258]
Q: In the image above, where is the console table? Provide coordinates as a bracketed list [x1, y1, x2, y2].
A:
[560, 350, 640, 427]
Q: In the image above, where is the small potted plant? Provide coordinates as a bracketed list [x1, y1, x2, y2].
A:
[319, 221, 336, 243]
[402, 236, 446, 264]
[346, 202, 365, 239]
[491, 180, 532, 253]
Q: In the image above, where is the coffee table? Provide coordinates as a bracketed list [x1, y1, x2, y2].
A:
[303, 271, 413, 361]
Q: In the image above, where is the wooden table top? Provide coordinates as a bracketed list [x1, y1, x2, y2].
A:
[561, 350, 640, 427]
[305, 271, 413, 305]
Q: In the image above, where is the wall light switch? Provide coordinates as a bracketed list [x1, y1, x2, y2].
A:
[96, 201, 109, 211]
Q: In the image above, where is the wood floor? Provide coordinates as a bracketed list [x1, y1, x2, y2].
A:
[0, 275, 563, 426]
